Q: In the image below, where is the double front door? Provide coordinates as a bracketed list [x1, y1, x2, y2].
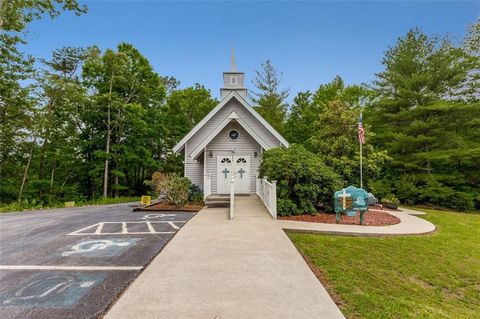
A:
[217, 155, 250, 194]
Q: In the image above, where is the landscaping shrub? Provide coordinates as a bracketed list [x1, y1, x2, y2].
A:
[149, 172, 191, 206]
[381, 194, 400, 205]
[188, 184, 204, 203]
[259, 144, 343, 216]
[165, 175, 191, 205]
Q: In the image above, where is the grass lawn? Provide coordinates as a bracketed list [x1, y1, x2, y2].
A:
[0, 196, 140, 213]
[288, 208, 480, 319]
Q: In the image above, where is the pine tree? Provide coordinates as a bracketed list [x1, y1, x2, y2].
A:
[251, 59, 289, 134]
[369, 27, 480, 210]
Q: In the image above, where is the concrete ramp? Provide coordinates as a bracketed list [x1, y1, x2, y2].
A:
[105, 195, 345, 319]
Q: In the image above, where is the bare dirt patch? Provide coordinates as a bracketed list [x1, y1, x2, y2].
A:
[279, 209, 400, 226]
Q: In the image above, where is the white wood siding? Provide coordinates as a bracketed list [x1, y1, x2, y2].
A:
[186, 98, 280, 158]
[205, 122, 261, 194]
[223, 73, 245, 88]
[185, 157, 204, 190]
[184, 142, 204, 190]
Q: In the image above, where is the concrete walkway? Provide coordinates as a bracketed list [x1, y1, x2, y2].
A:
[278, 207, 435, 236]
[105, 196, 345, 319]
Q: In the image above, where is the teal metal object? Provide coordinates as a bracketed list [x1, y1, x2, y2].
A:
[334, 186, 369, 225]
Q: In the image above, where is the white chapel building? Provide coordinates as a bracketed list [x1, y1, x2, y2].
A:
[173, 55, 289, 198]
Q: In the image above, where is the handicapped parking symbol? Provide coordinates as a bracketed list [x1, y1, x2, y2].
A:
[1, 273, 102, 307]
[62, 239, 131, 256]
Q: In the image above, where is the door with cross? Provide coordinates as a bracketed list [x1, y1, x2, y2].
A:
[216, 155, 250, 194]
[217, 156, 233, 194]
[233, 155, 250, 194]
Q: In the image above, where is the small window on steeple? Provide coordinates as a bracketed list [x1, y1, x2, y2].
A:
[230, 76, 237, 85]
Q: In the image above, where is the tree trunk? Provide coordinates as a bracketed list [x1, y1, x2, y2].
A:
[61, 170, 73, 192]
[103, 70, 114, 198]
[49, 157, 56, 200]
[103, 127, 111, 198]
[18, 138, 37, 201]
[114, 174, 119, 198]
[38, 140, 47, 180]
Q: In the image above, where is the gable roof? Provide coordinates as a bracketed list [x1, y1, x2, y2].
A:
[172, 90, 289, 154]
[189, 111, 270, 160]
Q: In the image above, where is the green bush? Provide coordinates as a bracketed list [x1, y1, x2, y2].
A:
[370, 175, 479, 212]
[149, 172, 191, 206]
[277, 198, 298, 216]
[259, 144, 343, 216]
[381, 194, 400, 205]
[188, 184, 204, 203]
[445, 192, 475, 212]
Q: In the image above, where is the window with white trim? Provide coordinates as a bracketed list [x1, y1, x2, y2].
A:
[230, 76, 237, 85]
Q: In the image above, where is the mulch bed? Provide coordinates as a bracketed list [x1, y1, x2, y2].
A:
[279, 209, 400, 226]
[134, 202, 204, 212]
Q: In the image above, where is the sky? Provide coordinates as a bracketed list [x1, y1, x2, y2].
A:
[25, 0, 479, 101]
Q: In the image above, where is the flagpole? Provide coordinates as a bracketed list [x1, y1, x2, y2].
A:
[360, 111, 363, 189]
[360, 133, 363, 189]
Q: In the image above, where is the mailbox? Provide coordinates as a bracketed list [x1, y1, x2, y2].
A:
[334, 186, 369, 224]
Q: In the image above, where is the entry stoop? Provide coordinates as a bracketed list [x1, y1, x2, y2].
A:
[205, 195, 230, 208]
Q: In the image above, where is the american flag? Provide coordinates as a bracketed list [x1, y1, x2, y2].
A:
[358, 113, 365, 144]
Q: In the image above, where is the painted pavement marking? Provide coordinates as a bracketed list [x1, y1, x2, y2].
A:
[141, 213, 177, 220]
[0, 265, 143, 271]
[168, 221, 180, 230]
[67, 221, 186, 236]
[61, 239, 138, 257]
[94, 222, 104, 234]
[146, 221, 155, 233]
[0, 272, 107, 307]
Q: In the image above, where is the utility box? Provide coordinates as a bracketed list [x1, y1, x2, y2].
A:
[334, 186, 369, 224]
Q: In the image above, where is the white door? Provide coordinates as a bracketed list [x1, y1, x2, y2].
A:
[233, 155, 250, 194]
[217, 156, 233, 194]
[216, 155, 251, 194]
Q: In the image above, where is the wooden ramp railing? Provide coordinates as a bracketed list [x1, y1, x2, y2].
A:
[256, 177, 277, 219]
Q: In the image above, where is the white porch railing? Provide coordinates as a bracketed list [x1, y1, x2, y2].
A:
[229, 174, 235, 219]
[204, 173, 212, 200]
[256, 177, 277, 219]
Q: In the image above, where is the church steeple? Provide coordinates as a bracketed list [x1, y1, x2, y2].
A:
[230, 46, 237, 72]
[220, 48, 247, 99]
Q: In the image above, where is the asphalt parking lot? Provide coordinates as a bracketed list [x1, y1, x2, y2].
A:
[0, 203, 195, 319]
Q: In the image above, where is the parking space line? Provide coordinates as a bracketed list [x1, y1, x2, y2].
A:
[68, 232, 176, 236]
[146, 222, 155, 233]
[67, 221, 187, 236]
[0, 265, 143, 271]
[69, 224, 98, 235]
[95, 223, 104, 234]
[99, 221, 187, 224]
[168, 222, 180, 230]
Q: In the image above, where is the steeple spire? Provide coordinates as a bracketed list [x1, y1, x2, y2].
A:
[220, 46, 247, 99]
[230, 46, 237, 72]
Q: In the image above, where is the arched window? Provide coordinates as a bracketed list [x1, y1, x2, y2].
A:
[236, 158, 247, 164]
[221, 158, 232, 163]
